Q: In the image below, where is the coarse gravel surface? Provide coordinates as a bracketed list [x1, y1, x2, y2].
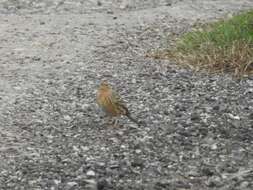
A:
[0, 0, 253, 189]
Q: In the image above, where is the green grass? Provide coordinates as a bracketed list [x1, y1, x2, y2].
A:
[153, 10, 253, 76]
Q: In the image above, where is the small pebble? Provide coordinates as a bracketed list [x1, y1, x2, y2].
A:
[86, 170, 96, 177]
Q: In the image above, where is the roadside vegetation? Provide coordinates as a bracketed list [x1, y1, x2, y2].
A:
[151, 10, 253, 76]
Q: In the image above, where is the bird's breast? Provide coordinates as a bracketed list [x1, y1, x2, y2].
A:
[97, 92, 120, 116]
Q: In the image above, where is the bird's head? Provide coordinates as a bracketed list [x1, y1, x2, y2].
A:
[99, 81, 111, 91]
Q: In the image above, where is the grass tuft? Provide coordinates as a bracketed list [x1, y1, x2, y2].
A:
[152, 10, 253, 76]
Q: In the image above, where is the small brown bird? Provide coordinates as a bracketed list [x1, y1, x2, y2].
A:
[96, 81, 140, 126]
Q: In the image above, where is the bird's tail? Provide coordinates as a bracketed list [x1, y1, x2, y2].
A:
[119, 104, 142, 126]
[126, 113, 141, 126]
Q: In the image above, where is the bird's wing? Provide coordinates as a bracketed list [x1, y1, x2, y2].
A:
[111, 90, 123, 104]
[111, 90, 129, 114]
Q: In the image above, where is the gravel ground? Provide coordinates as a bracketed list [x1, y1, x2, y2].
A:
[0, 0, 253, 189]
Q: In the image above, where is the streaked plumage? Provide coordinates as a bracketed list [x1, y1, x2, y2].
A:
[96, 81, 139, 126]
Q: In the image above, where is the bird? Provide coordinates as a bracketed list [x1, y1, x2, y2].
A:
[96, 81, 140, 126]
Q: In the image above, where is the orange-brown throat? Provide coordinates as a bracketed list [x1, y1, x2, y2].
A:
[97, 81, 112, 104]
[99, 81, 111, 91]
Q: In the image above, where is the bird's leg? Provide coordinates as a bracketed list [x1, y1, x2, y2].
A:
[111, 118, 121, 128]
[113, 118, 118, 126]
[100, 114, 112, 126]
[106, 116, 114, 125]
